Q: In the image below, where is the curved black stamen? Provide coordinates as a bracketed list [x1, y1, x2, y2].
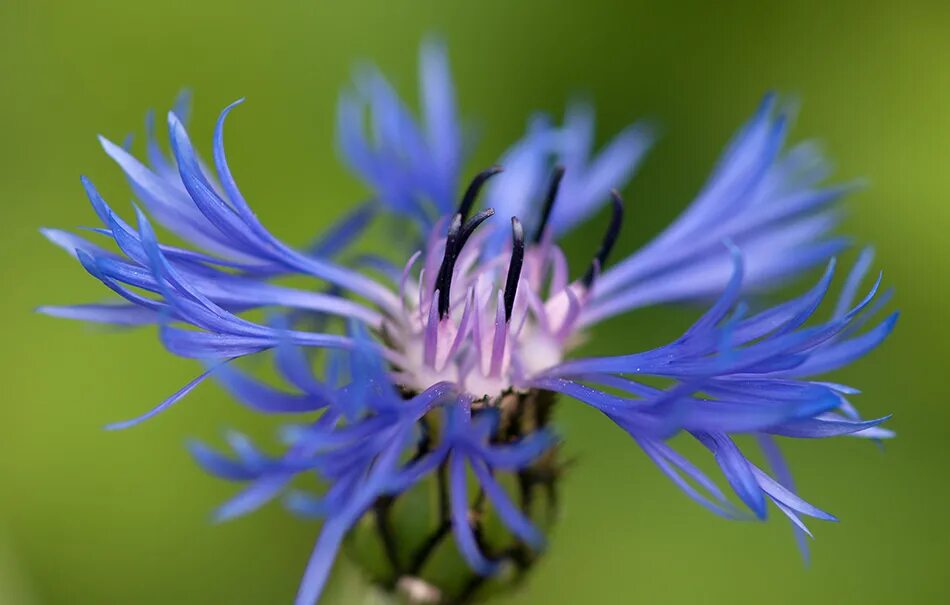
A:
[435, 166, 504, 317]
[435, 214, 463, 318]
[457, 166, 503, 220]
[504, 217, 526, 322]
[458, 208, 495, 251]
[582, 190, 624, 287]
[435, 210, 496, 319]
[532, 165, 565, 243]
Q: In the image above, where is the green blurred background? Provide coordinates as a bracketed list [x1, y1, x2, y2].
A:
[2, 1, 948, 603]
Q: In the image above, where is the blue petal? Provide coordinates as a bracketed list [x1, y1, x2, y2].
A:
[306, 202, 377, 258]
[635, 437, 743, 519]
[294, 517, 349, 605]
[765, 414, 893, 439]
[105, 367, 217, 430]
[187, 439, 259, 481]
[448, 453, 498, 575]
[587, 94, 849, 321]
[214, 474, 291, 522]
[752, 465, 837, 521]
[694, 432, 767, 519]
[756, 435, 811, 561]
[212, 364, 331, 414]
[470, 457, 545, 549]
[784, 312, 899, 376]
[477, 431, 558, 470]
[37, 303, 156, 326]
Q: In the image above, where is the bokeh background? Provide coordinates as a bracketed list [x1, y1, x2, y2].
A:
[2, 1, 948, 603]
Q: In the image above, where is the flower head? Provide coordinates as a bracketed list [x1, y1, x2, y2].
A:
[43, 40, 895, 605]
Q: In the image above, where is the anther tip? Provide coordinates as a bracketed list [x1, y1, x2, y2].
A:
[511, 216, 525, 242]
[504, 216, 527, 322]
[532, 166, 568, 243]
[458, 168, 504, 219]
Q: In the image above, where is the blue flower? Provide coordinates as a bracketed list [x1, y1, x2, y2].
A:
[338, 39, 464, 229]
[42, 41, 895, 605]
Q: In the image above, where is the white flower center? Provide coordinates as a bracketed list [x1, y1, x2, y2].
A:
[383, 224, 588, 401]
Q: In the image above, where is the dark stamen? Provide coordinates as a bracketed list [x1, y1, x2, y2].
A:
[457, 166, 503, 220]
[532, 165, 565, 243]
[458, 208, 495, 251]
[435, 166, 504, 318]
[504, 217, 526, 322]
[582, 190, 624, 287]
[435, 210, 496, 319]
[435, 214, 463, 318]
